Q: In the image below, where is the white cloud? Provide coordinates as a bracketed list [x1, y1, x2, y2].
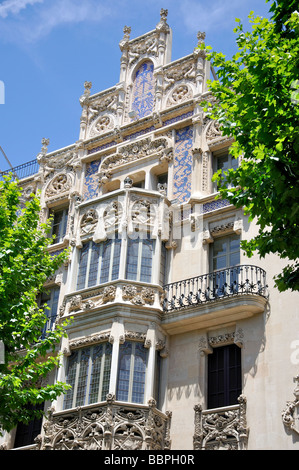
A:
[0, 0, 114, 43]
[0, 0, 43, 18]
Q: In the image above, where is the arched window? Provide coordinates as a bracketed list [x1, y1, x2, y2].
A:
[131, 61, 155, 119]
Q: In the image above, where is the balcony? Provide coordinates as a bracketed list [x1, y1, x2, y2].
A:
[193, 395, 249, 450]
[0, 159, 39, 181]
[34, 395, 172, 450]
[162, 265, 268, 333]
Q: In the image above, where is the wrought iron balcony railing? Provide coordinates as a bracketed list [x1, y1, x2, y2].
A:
[0, 159, 39, 180]
[162, 265, 268, 312]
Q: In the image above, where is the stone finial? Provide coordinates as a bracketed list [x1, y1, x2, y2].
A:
[160, 8, 168, 21]
[156, 8, 169, 33]
[119, 25, 131, 52]
[197, 31, 206, 44]
[41, 138, 49, 154]
[79, 81, 92, 106]
[123, 25, 131, 40]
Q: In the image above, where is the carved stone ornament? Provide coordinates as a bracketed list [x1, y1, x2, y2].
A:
[122, 285, 155, 306]
[69, 332, 111, 350]
[166, 84, 193, 107]
[193, 395, 249, 450]
[127, 31, 158, 66]
[103, 201, 123, 231]
[38, 148, 81, 181]
[80, 208, 99, 235]
[163, 57, 196, 92]
[67, 286, 116, 313]
[38, 396, 171, 450]
[282, 375, 299, 435]
[205, 119, 222, 142]
[45, 172, 71, 199]
[88, 92, 118, 121]
[89, 115, 114, 137]
[98, 136, 173, 185]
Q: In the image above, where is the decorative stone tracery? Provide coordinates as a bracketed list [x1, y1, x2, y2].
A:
[193, 395, 249, 450]
[37, 397, 171, 450]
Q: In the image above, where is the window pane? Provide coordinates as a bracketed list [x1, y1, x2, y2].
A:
[100, 239, 112, 283]
[126, 238, 139, 281]
[140, 238, 154, 283]
[111, 237, 121, 281]
[51, 209, 68, 243]
[132, 343, 147, 403]
[101, 343, 112, 401]
[75, 348, 90, 407]
[89, 344, 104, 404]
[88, 343, 112, 404]
[88, 242, 101, 287]
[117, 342, 132, 402]
[77, 243, 89, 290]
[41, 287, 60, 338]
[64, 350, 79, 409]
[116, 342, 147, 404]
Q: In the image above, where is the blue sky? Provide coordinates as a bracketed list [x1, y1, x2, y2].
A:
[0, 0, 272, 171]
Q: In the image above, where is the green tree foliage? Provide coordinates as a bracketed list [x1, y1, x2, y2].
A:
[0, 176, 71, 433]
[201, 0, 299, 291]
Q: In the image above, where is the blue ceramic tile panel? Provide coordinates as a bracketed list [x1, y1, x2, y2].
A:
[132, 61, 154, 119]
[83, 160, 100, 201]
[202, 199, 231, 213]
[173, 126, 193, 202]
[163, 111, 194, 127]
[88, 141, 116, 155]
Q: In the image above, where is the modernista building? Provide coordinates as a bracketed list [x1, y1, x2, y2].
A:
[1, 10, 299, 450]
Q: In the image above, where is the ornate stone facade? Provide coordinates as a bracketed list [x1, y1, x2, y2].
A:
[1, 9, 298, 452]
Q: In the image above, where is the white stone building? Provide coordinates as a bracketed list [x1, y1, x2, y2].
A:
[1, 10, 299, 451]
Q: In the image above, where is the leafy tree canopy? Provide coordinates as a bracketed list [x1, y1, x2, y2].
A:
[201, 0, 299, 291]
[0, 176, 71, 433]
